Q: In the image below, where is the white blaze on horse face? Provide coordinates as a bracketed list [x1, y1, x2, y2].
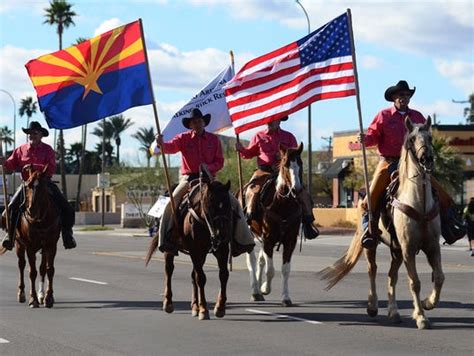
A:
[289, 160, 302, 192]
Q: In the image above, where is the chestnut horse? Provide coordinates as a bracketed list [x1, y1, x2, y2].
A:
[245, 143, 303, 306]
[146, 169, 233, 320]
[1, 166, 61, 308]
[321, 117, 444, 329]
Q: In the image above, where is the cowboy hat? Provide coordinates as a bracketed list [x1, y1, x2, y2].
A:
[182, 108, 211, 129]
[22, 121, 49, 137]
[384, 80, 416, 102]
[279, 115, 289, 121]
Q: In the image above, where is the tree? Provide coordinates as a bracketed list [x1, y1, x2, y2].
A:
[109, 114, 133, 166]
[432, 134, 465, 197]
[132, 127, 155, 167]
[466, 94, 474, 124]
[43, 0, 77, 197]
[18, 96, 37, 129]
[0, 126, 14, 157]
[65, 142, 83, 173]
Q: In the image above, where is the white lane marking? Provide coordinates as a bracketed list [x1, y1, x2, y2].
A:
[69, 277, 108, 285]
[246, 308, 322, 325]
[0, 338, 10, 343]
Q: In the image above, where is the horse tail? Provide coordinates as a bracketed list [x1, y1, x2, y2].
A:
[319, 224, 363, 290]
[145, 234, 159, 266]
[0, 246, 7, 255]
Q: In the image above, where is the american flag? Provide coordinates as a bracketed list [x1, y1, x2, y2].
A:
[225, 13, 356, 134]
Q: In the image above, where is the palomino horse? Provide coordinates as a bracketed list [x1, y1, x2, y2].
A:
[146, 168, 233, 320]
[0, 165, 61, 308]
[321, 117, 444, 329]
[246, 143, 303, 306]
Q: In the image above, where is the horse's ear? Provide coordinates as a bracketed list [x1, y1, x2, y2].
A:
[425, 116, 432, 130]
[297, 142, 303, 155]
[224, 180, 231, 191]
[405, 116, 414, 132]
[279, 144, 287, 154]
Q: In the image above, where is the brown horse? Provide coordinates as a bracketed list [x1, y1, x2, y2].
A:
[321, 117, 444, 329]
[245, 143, 303, 306]
[0, 166, 61, 308]
[146, 169, 233, 320]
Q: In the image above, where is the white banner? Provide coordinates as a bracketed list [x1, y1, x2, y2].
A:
[152, 66, 234, 154]
[147, 195, 170, 218]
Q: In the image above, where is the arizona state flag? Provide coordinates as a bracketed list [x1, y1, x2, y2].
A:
[25, 20, 153, 129]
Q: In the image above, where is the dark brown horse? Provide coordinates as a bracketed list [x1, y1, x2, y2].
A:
[245, 143, 303, 306]
[0, 166, 61, 308]
[146, 169, 233, 320]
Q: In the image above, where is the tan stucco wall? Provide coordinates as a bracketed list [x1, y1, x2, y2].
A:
[313, 208, 359, 227]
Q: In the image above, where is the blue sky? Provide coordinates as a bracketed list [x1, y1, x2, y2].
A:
[0, 0, 473, 166]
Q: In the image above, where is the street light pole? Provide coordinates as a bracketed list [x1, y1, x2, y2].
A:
[295, 0, 313, 196]
[0, 89, 16, 191]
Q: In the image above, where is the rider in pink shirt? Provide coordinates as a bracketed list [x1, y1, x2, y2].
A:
[237, 116, 319, 240]
[1, 121, 76, 250]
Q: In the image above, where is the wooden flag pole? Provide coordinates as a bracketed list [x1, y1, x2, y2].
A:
[139, 19, 179, 227]
[1, 165, 10, 236]
[346, 9, 373, 226]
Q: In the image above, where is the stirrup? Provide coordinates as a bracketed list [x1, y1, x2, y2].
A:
[1, 233, 13, 251]
[303, 222, 319, 240]
[361, 228, 378, 249]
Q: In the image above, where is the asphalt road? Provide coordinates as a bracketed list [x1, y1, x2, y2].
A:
[0, 228, 473, 356]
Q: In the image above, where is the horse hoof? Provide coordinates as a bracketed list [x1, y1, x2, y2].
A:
[192, 309, 199, 317]
[281, 299, 292, 307]
[260, 283, 271, 296]
[214, 307, 225, 318]
[367, 307, 378, 318]
[422, 299, 435, 310]
[251, 294, 265, 302]
[45, 295, 54, 308]
[388, 312, 402, 324]
[18, 293, 26, 303]
[163, 303, 174, 314]
[29, 300, 39, 308]
[39, 296, 45, 305]
[416, 318, 431, 330]
[198, 311, 210, 320]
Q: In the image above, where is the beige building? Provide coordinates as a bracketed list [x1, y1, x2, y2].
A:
[325, 124, 474, 207]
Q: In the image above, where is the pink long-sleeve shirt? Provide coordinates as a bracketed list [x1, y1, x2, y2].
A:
[4, 142, 56, 180]
[364, 106, 426, 158]
[161, 130, 224, 176]
[239, 128, 297, 166]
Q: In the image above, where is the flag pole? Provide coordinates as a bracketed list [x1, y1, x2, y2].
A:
[346, 9, 373, 227]
[139, 19, 179, 227]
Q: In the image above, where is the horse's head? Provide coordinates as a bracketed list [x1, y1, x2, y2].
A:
[277, 142, 304, 196]
[199, 179, 232, 246]
[23, 164, 50, 215]
[404, 116, 434, 173]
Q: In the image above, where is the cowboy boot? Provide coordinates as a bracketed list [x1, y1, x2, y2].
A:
[62, 228, 77, 249]
[441, 207, 467, 245]
[361, 212, 381, 249]
[302, 215, 320, 240]
[1, 231, 13, 250]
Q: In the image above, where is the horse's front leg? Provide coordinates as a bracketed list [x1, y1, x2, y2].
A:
[44, 246, 57, 308]
[163, 252, 175, 313]
[16, 244, 26, 303]
[246, 248, 264, 301]
[260, 239, 274, 296]
[191, 253, 209, 320]
[281, 234, 297, 307]
[213, 244, 229, 318]
[191, 269, 199, 317]
[38, 251, 47, 305]
[387, 249, 403, 323]
[422, 244, 445, 311]
[364, 246, 378, 317]
[26, 250, 39, 308]
[402, 249, 430, 329]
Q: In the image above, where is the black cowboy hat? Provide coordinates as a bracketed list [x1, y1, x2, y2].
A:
[279, 115, 289, 121]
[384, 80, 416, 102]
[22, 121, 49, 137]
[182, 108, 211, 129]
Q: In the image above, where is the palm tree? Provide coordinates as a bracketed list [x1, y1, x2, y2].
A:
[0, 126, 14, 157]
[65, 142, 83, 173]
[109, 114, 133, 166]
[132, 127, 155, 167]
[18, 97, 38, 131]
[92, 120, 115, 167]
[43, 0, 77, 197]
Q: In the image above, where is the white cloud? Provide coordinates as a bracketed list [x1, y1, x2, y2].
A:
[414, 99, 466, 124]
[93, 18, 122, 36]
[360, 55, 383, 69]
[435, 59, 474, 95]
